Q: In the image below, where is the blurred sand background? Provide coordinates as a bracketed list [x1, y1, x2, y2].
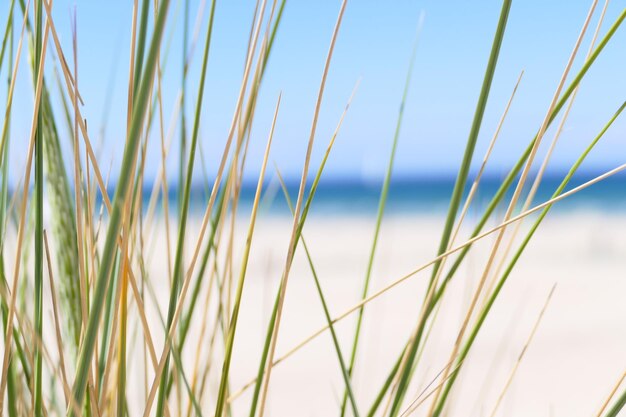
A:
[126, 210, 626, 416]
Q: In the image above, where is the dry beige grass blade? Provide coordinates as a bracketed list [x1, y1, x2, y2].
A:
[400, 361, 465, 417]
[115, 199, 134, 416]
[0, 5, 49, 406]
[426, 2, 598, 413]
[257, 2, 348, 415]
[488, 284, 557, 417]
[484, 0, 611, 307]
[70, 4, 88, 344]
[127, 0, 139, 128]
[595, 369, 626, 417]
[399, 359, 457, 417]
[227, 160, 626, 402]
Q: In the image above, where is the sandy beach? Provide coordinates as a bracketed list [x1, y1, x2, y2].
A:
[122, 209, 626, 416]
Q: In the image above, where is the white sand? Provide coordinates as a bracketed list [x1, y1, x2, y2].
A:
[135, 210, 626, 416]
[7, 209, 623, 415]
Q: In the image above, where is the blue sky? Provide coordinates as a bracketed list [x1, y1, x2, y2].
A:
[2, 0, 625, 185]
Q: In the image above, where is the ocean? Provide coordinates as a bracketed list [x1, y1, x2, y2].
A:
[149, 171, 626, 217]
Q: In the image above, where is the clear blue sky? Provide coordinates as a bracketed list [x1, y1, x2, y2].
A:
[2, 0, 625, 185]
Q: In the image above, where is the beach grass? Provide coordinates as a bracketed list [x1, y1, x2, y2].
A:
[0, 0, 625, 416]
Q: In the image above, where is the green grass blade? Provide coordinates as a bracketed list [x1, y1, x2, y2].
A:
[0, 0, 15, 73]
[428, 0, 511, 287]
[366, 347, 405, 417]
[431, 101, 626, 417]
[604, 388, 626, 417]
[33, 0, 44, 415]
[133, 0, 151, 98]
[179, 0, 189, 217]
[168, 335, 204, 417]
